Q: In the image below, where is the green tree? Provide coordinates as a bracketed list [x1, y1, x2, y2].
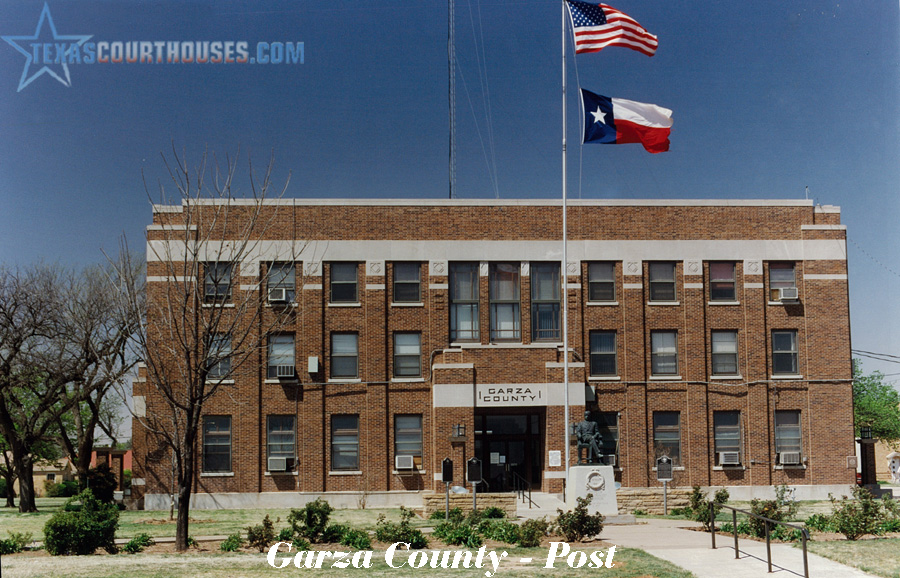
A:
[853, 360, 900, 445]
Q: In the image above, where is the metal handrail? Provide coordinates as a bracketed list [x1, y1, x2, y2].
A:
[510, 471, 536, 509]
[710, 503, 810, 578]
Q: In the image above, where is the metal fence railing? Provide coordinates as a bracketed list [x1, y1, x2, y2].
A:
[710, 502, 811, 578]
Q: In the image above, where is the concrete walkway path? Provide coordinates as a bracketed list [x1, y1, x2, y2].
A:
[602, 518, 877, 578]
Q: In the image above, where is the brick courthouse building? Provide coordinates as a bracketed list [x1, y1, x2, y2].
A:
[132, 199, 855, 509]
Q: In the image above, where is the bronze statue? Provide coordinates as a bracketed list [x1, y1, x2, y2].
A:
[574, 410, 603, 464]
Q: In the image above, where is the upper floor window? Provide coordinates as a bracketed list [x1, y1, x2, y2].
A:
[772, 330, 798, 374]
[769, 263, 796, 302]
[450, 262, 480, 342]
[589, 331, 617, 376]
[267, 415, 296, 471]
[393, 333, 422, 377]
[653, 411, 681, 466]
[206, 333, 232, 378]
[331, 415, 359, 471]
[202, 415, 232, 472]
[330, 263, 358, 303]
[714, 411, 741, 466]
[709, 262, 736, 301]
[588, 262, 615, 302]
[531, 263, 560, 341]
[204, 262, 232, 301]
[267, 262, 296, 303]
[393, 263, 421, 303]
[489, 263, 520, 341]
[711, 331, 738, 375]
[649, 262, 676, 301]
[651, 331, 678, 375]
[331, 333, 359, 378]
[395, 414, 423, 470]
[267, 334, 295, 379]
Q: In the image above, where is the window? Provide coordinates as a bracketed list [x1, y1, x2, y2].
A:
[395, 415, 423, 469]
[651, 331, 678, 375]
[450, 262, 480, 341]
[589, 331, 617, 376]
[330, 263, 358, 303]
[267, 415, 296, 470]
[774, 410, 802, 463]
[268, 262, 296, 302]
[267, 334, 295, 378]
[769, 263, 796, 301]
[393, 333, 421, 377]
[531, 263, 560, 341]
[597, 412, 619, 466]
[772, 330, 798, 374]
[653, 411, 681, 466]
[649, 262, 676, 301]
[46, 473, 56, 481]
[393, 263, 421, 303]
[331, 333, 358, 378]
[709, 262, 736, 301]
[206, 333, 231, 378]
[711, 331, 738, 375]
[713, 411, 741, 465]
[489, 263, 520, 341]
[331, 415, 359, 471]
[204, 262, 232, 301]
[203, 416, 231, 472]
[588, 262, 615, 302]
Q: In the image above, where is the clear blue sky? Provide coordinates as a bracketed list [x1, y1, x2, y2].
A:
[1, 0, 899, 382]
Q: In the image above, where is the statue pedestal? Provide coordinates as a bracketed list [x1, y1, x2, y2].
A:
[565, 465, 618, 516]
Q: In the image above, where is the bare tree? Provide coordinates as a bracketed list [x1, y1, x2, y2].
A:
[118, 147, 302, 551]
[0, 262, 138, 512]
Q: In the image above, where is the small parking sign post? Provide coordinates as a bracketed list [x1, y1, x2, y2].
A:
[656, 456, 673, 515]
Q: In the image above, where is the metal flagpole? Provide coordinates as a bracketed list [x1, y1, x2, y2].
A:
[561, 0, 570, 485]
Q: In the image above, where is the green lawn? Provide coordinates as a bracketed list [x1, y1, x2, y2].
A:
[2, 546, 695, 578]
[806, 538, 900, 578]
[0, 498, 429, 541]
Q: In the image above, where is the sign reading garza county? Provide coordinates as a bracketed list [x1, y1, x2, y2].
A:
[268, 542, 618, 575]
[476, 384, 546, 407]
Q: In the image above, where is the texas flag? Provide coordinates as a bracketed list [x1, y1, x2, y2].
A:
[581, 89, 673, 153]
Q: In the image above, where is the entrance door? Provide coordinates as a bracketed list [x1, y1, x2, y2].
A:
[474, 411, 543, 492]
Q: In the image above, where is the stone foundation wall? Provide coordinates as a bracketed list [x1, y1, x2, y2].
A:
[423, 492, 517, 518]
[616, 487, 692, 515]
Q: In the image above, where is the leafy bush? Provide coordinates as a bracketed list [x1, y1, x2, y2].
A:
[688, 486, 730, 531]
[430, 507, 465, 521]
[0, 478, 7, 499]
[187, 535, 199, 548]
[479, 519, 520, 544]
[829, 486, 884, 540]
[719, 520, 753, 536]
[81, 463, 118, 503]
[878, 518, 900, 533]
[247, 515, 277, 552]
[0, 531, 32, 555]
[669, 507, 689, 517]
[517, 517, 548, 547]
[631, 508, 648, 516]
[287, 498, 335, 543]
[277, 527, 293, 542]
[323, 523, 348, 543]
[121, 533, 155, 554]
[220, 533, 244, 552]
[804, 513, 833, 533]
[340, 528, 372, 550]
[555, 494, 603, 542]
[43, 489, 119, 555]
[46, 479, 79, 498]
[375, 507, 427, 549]
[482, 506, 506, 519]
[433, 520, 482, 547]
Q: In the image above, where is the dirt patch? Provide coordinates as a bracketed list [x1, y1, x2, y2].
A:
[134, 517, 216, 525]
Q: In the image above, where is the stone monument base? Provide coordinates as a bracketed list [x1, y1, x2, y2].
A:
[565, 465, 618, 516]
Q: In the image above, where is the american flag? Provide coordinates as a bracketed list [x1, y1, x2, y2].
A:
[565, 1, 658, 57]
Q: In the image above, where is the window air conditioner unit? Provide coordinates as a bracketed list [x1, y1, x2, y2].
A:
[395, 455, 415, 470]
[268, 288, 288, 303]
[719, 451, 741, 466]
[780, 451, 802, 465]
[778, 287, 799, 301]
[268, 457, 288, 472]
[603, 454, 617, 467]
[275, 365, 295, 378]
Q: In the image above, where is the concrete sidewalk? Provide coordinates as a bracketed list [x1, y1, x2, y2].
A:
[602, 518, 877, 578]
